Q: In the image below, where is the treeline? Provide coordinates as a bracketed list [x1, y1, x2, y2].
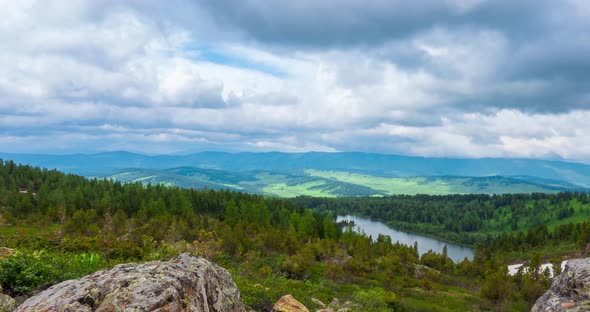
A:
[489, 221, 590, 255]
[293, 193, 590, 245]
[0, 160, 431, 310]
[0, 160, 571, 310]
[0, 159, 336, 258]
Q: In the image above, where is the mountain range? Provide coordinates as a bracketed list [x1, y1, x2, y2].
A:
[1, 151, 589, 197]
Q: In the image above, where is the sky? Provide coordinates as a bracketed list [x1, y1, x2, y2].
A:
[1, 0, 589, 160]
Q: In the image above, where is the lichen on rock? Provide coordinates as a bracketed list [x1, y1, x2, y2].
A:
[15, 253, 245, 312]
[532, 257, 590, 312]
[0, 293, 16, 312]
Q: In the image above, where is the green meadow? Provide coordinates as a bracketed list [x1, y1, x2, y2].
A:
[105, 167, 569, 198]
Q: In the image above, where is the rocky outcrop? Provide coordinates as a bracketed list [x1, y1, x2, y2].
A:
[532, 257, 590, 312]
[0, 293, 16, 312]
[272, 294, 309, 312]
[0, 283, 16, 312]
[16, 253, 245, 312]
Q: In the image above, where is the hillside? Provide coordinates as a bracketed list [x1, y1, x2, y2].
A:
[0, 159, 484, 311]
[1, 159, 585, 311]
[103, 167, 579, 197]
[1, 151, 589, 196]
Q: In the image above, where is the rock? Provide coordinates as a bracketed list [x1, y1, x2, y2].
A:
[532, 257, 590, 312]
[273, 294, 309, 312]
[311, 297, 326, 308]
[328, 298, 340, 309]
[16, 253, 245, 312]
[13, 296, 26, 306]
[0, 293, 16, 312]
[414, 264, 440, 279]
[0, 247, 15, 259]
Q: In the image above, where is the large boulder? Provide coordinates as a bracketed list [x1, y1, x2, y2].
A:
[532, 257, 590, 312]
[16, 253, 245, 312]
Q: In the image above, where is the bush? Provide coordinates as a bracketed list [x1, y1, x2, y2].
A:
[0, 250, 60, 295]
[352, 288, 406, 312]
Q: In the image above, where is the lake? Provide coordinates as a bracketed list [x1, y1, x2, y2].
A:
[337, 215, 474, 263]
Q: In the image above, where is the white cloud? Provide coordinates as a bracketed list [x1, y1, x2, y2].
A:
[0, 0, 589, 162]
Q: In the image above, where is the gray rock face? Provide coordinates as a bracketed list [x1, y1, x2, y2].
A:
[16, 253, 245, 312]
[532, 257, 590, 312]
[0, 293, 16, 312]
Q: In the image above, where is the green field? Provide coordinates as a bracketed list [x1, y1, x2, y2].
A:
[104, 167, 573, 197]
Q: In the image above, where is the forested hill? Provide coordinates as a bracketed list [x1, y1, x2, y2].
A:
[0, 159, 582, 310]
[293, 192, 590, 247]
[0, 159, 436, 310]
[2, 151, 590, 187]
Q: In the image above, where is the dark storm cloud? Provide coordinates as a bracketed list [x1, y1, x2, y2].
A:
[197, 0, 590, 113]
[198, 0, 552, 46]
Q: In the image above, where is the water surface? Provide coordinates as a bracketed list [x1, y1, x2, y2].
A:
[337, 215, 474, 263]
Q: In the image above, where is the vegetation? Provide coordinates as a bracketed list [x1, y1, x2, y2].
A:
[0, 159, 478, 311]
[1, 159, 588, 311]
[105, 167, 574, 198]
[293, 193, 590, 247]
[6, 151, 590, 188]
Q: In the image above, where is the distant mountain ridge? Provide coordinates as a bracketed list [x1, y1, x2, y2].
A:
[2, 151, 590, 186]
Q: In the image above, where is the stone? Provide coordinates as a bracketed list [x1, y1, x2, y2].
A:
[15, 253, 245, 312]
[273, 294, 310, 312]
[311, 297, 326, 308]
[0, 247, 15, 259]
[0, 293, 16, 312]
[532, 257, 590, 312]
[328, 298, 340, 309]
[414, 264, 440, 279]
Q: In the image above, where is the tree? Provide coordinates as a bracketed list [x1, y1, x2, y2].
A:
[224, 200, 239, 226]
[481, 266, 511, 311]
[323, 213, 337, 239]
[550, 257, 562, 277]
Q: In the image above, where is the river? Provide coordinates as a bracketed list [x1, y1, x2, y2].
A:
[337, 215, 474, 263]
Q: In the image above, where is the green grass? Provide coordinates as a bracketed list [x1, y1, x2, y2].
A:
[105, 167, 567, 198]
[262, 181, 334, 197]
[545, 200, 590, 231]
[400, 287, 481, 312]
[305, 170, 561, 196]
[305, 169, 454, 195]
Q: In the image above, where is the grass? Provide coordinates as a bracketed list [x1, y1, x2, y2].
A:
[229, 265, 483, 312]
[262, 181, 334, 198]
[545, 200, 590, 231]
[305, 170, 561, 196]
[105, 168, 565, 198]
[305, 169, 454, 195]
[400, 287, 481, 312]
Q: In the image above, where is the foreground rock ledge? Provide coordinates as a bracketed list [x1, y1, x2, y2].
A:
[16, 253, 245, 312]
[532, 257, 590, 312]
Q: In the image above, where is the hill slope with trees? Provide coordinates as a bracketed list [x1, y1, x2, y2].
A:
[0, 159, 587, 311]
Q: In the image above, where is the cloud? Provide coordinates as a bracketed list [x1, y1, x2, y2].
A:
[198, 0, 548, 47]
[0, 0, 589, 161]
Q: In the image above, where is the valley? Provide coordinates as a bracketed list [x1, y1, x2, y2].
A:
[3, 152, 587, 197]
[1, 159, 588, 311]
